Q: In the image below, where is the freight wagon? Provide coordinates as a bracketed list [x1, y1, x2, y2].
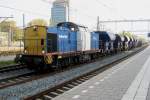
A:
[122, 35, 130, 50]
[113, 34, 124, 53]
[91, 31, 116, 54]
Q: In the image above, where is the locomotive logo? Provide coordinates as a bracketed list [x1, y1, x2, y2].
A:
[59, 35, 68, 39]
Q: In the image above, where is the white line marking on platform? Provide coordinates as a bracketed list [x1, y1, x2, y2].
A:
[82, 90, 88, 93]
[94, 82, 100, 85]
[72, 95, 80, 99]
[116, 68, 120, 71]
[100, 79, 104, 82]
[89, 86, 94, 89]
[107, 74, 112, 76]
[112, 71, 117, 74]
[104, 76, 109, 79]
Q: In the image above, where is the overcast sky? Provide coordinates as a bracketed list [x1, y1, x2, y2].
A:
[0, 0, 150, 34]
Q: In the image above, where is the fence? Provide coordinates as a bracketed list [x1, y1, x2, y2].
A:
[0, 47, 24, 56]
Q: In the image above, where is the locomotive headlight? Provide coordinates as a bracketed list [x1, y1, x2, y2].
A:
[42, 50, 45, 54]
[33, 26, 38, 31]
[42, 47, 45, 54]
[24, 49, 27, 53]
[19, 55, 22, 58]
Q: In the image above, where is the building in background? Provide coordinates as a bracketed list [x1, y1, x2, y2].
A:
[0, 20, 23, 47]
[51, 0, 69, 26]
[0, 32, 8, 46]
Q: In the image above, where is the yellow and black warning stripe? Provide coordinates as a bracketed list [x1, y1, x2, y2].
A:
[44, 55, 53, 64]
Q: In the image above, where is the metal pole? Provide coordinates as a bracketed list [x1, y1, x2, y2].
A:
[97, 16, 100, 31]
[148, 21, 150, 32]
[23, 14, 25, 28]
[67, 0, 70, 22]
[8, 23, 11, 47]
[115, 21, 117, 33]
[22, 14, 25, 52]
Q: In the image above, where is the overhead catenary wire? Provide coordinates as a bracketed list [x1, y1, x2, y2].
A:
[0, 17, 13, 24]
[99, 19, 150, 23]
[41, 0, 97, 21]
[70, 8, 96, 21]
[0, 5, 50, 17]
[94, 0, 126, 24]
[95, 0, 111, 9]
[94, 0, 116, 12]
[0, 0, 118, 31]
[0, 16, 13, 24]
[0, 1, 95, 27]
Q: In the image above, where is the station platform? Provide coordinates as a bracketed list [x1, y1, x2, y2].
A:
[53, 46, 150, 100]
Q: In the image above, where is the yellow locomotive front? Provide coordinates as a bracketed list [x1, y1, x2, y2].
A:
[24, 26, 46, 55]
[16, 26, 53, 69]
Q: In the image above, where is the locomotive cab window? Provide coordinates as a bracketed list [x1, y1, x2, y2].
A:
[41, 39, 44, 45]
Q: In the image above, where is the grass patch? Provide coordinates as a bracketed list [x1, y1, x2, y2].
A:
[0, 60, 16, 68]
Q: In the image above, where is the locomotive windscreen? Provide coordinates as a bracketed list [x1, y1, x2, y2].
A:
[47, 33, 57, 53]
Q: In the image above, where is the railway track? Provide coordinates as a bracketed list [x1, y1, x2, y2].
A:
[0, 60, 98, 90]
[0, 71, 34, 89]
[0, 64, 36, 89]
[24, 46, 148, 100]
[0, 64, 26, 73]
[0, 53, 113, 89]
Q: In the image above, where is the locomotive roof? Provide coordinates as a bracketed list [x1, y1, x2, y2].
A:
[57, 22, 87, 31]
[24, 25, 47, 30]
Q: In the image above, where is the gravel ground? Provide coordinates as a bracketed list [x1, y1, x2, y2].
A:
[0, 47, 144, 100]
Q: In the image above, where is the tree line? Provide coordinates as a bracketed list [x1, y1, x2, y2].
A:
[0, 19, 48, 41]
